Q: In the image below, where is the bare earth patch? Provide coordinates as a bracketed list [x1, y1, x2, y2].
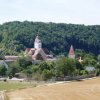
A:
[7, 77, 100, 100]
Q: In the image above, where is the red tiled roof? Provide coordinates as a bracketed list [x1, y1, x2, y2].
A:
[25, 48, 33, 55]
[25, 48, 31, 52]
[32, 48, 47, 60]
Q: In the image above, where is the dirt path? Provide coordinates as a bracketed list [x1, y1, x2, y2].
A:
[0, 91, 5, 100]
[7, 77, 100, 100]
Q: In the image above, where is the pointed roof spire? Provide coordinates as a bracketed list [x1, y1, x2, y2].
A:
[68, 45, 75, 59]
[69, 45, 75, 55]
[35, 35, 41, 42]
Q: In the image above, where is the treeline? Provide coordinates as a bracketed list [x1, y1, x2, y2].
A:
[0, 21, 100, 55]
[0, 55, 100, 81]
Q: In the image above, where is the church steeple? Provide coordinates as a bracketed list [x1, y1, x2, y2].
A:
[68, 45, 75, 59]
[34, 35, 42, 49]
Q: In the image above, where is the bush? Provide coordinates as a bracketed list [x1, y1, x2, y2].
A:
[79, 70, 89, 76]
[96, 69, 100, 76]
[3, 78, 7, 82]
[42, 69, 53, 81]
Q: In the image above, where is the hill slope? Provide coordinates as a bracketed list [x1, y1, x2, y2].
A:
[0, 21, 100, 55]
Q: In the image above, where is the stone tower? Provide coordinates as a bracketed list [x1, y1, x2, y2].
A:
[68, 45, 75, 59]
[34, 35, 42, 49]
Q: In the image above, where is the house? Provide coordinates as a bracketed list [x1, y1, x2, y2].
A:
[78, 57, 83, 63]
[4, 56, 20, 62]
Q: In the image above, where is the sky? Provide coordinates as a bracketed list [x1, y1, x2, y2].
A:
[0, 0, 100, 25]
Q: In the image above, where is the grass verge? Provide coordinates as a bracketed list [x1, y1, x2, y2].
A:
[0, 81, 37, 91]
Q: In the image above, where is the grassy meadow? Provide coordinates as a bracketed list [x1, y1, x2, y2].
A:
[0, 81, 37, 91]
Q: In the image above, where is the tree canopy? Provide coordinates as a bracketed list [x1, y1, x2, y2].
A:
[0, 21, 100, 55]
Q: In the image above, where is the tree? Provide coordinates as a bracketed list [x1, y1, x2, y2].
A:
[0, 50, 5, 60]
[97, 54, 100, 61]
[23, 68, 33, 81]
[38, 61, 55, 72]
[8, 61, 20, 77]
[42, 69, 53, 81]
[0, 65, 7, 76]
[55, 57, 76, 77]
[83, 53, 96, 66]
[75, 60, 84, 70]
[18, 56, 32, 70]
[95, 62, 100, 76]
[0, 21, 100, 55]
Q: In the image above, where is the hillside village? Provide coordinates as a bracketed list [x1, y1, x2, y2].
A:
[0, 22, 100, 81]
[2, 35, 76, 62]
[0, 35, 82, 66]
[0, 34, 100, 81]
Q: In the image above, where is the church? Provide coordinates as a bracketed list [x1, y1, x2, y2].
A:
[25, 35, 57, 61]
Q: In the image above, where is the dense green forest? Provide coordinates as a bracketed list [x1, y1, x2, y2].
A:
[0, 21, 100, 56]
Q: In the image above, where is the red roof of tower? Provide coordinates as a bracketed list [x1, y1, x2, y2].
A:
[68, 45, 75, 55]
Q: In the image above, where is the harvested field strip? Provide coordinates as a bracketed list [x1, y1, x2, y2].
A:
[7, 77, 100, 100]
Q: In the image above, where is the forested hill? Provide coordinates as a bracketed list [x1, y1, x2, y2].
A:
[0, 21, 100, 55]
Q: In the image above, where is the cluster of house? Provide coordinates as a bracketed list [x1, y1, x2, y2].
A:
[0, 35, 83, 67]
[25, 35, 82, 62]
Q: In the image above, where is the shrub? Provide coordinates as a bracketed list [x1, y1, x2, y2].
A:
[3, 78, 7, 82]
[42, 69, 53, 81]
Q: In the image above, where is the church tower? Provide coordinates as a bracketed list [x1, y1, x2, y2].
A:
[68, 45, 75, 59]
[34, 35, 42, 49]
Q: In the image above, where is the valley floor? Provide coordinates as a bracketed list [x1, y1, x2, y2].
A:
[7, 77, 100, 100]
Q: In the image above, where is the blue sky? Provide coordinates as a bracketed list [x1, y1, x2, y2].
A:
[0, 0, 100, 25]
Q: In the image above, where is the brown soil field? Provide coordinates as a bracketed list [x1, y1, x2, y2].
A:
[7, 77, 100, 100]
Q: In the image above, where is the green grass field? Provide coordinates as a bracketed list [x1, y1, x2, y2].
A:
[0, 81, 36, 91]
